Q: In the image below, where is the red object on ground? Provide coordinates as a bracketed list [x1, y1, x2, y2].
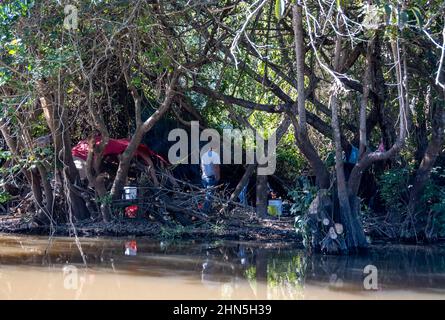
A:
[124, 240, 138, 255]
[125, 205, 139, 218]
[125, 240, 137, 250]
[71, 136, 168, 165]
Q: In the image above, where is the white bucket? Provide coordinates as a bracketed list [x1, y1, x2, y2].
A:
[123, 186, 137, 200]
[268, 199, 283, 216]
[73, 157, 87, 180]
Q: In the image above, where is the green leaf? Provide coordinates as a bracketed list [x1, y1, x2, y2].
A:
[0, 191, 11, 205]
[131, 76, 142, 88]
[275, 0, 285, 20]
[411, 7, 423, 27]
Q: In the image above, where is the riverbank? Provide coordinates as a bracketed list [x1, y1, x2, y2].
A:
[0, 212, 301, 243]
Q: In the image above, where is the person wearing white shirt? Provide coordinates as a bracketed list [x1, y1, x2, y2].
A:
[201, 148, 220, 213]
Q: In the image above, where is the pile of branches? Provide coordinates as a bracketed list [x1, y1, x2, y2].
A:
[109, 170, 257, 228]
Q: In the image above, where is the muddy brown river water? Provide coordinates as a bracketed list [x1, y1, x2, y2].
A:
[0, 234, 444, 299]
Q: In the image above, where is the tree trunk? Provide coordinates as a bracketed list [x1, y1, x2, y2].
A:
[60, 108, 90, 221]
[348, 37, 408, 196]
[230, 116, 290, 208]
[332, 91, 365, 251]
[293, 127, 330, 189]
[85, 136, 111, 222]
[256, 167, 268, 217]
[230, 164, 255, 202]
[408, 96, 445, 216]
[291, 3, 330, 189]
[110, 127, 146, 200]
[95, 174, 112, 222]
[0, 118, 49, 221]
[39, 88, 90, 221]
[36, 163, 54, 216]
[110, 74, 178, 199]
[292, 3, 307, 133]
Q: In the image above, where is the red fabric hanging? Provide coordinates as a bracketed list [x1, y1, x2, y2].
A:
[72, 136, 168, 165]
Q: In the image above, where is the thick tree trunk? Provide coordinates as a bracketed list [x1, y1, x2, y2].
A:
[256, 169, 268, 218]
[331, 31, 367, 252]
[293, 127, 330, 189]
[85, 136, 111, 222]
[291, 3, 329, 189]
[348, 38, 408, 196]
[332, 91, 364, 251]
[60, 108, 90, 221]
[29, 168, 44, 210]
[39, 89, 90, 221]
[19, 116, 56, 220]
[110, 126, 147, 200]
[0, 118, 50, 221]
[292, 3, 307, 134]
[95, 174, 112, 222]
[374, 39, 395, 149]
[36, 164, 54, 216]
[230, 164, 255, 202]
[256, 135, 269, 217]
[408, 96, 445, 216]
[110, 74, 178, 199]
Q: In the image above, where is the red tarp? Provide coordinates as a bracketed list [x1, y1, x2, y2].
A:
[72, 137, 168, 165]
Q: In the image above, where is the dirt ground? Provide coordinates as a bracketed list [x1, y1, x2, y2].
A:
[0, 212, 301, 243]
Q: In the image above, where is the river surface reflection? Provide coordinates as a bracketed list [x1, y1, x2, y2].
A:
[0, 234, 444, 299]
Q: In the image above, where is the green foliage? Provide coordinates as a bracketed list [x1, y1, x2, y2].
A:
[159, 223, 200, 239]
[373, 0, 426, 28]
[30, 114, 49, 137]
[288, 177, 317, 216]
[0, 1, 34, 33]
[378, 167, 410, 214]
[0, 0, 443, 239]
[244, 265, 256, 282]
[274, 0, 286, 20]
[211, 221, 227, 235]
[97, 193, 112, 206]
[0, 190, 11, 204]
[288, 177, 317, 247]
[432, 197, 445, 238]
[422, 167, 445, 237]
[275, 145, 306, 181]
[0, 150, 12, 161]
[267, 253, 306, 299]
[294, 215, 311, 248]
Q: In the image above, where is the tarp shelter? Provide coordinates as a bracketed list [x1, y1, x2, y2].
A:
[72, 137, 168, 165]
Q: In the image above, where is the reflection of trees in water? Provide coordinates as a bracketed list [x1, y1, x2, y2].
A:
[200, 245, 308, 299]
[200, 243, 258, 299]
[201, 244, 445, 299]
[2, 236, 445, 298]
[368, 245, 445, 290]
[265, 252, 306, 299]
[304, 245, 445, 291]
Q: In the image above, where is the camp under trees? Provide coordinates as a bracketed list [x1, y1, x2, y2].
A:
[0, 0, 444, 255]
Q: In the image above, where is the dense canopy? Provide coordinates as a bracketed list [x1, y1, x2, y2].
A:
[0, 0, 444, 254]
